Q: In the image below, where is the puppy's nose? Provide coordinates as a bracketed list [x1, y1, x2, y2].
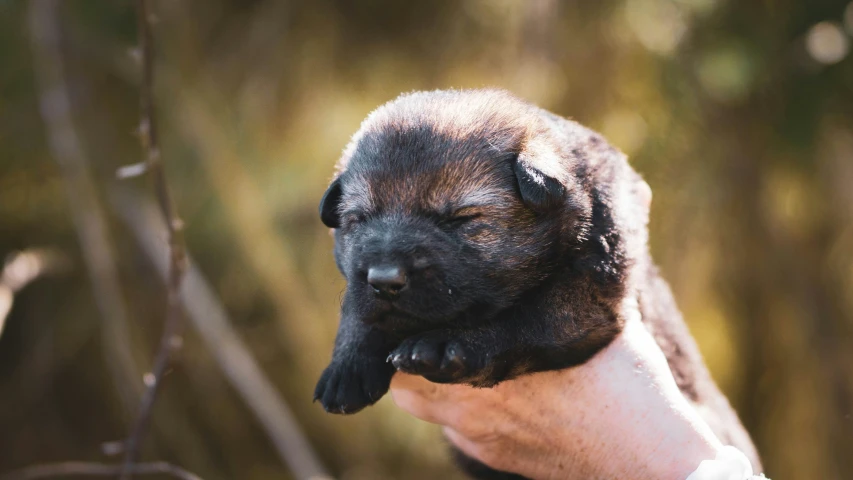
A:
[367, 265, 407, 298]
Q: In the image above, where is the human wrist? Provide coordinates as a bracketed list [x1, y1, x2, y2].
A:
[643, 434, 723, 480]
[582, 317, 725, 480]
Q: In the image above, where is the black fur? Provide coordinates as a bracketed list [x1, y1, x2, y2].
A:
[314, 89, 760, 478]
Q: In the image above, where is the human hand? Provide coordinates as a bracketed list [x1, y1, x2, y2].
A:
[390, 311, 725, 479]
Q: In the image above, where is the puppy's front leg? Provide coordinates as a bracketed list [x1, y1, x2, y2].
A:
[389, 315, 619, 388]
[314, 305, 397, 414]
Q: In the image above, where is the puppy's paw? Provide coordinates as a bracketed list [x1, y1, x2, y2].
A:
[389, 331, 486, 384]
[314, 356, 394, 414]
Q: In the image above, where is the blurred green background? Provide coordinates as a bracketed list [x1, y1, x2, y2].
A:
[2, 0, 853, 479]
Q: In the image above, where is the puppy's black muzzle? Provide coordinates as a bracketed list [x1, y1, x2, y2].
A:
[351, 216, 449, 312]
[367, 264, 407, 299]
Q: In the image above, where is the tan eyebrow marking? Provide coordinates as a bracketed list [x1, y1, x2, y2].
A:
[339, 177, 374, 214]
[455, 187, 511, 209]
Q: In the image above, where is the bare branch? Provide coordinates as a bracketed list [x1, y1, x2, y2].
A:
[120, 1, 189, 477]
[30, 2, 327, 478]
[0, 249, 68, 338]
[28, 0, 143, 413]
[0, 462, 203, 480]
[110, 187, 331, 480]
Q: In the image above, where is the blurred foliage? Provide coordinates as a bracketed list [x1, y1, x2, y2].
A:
[2, 0, 853, 479]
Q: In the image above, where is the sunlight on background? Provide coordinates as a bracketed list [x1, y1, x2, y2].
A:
[806, 22, 850, 65]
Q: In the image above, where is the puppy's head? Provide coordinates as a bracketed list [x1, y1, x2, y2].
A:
[320, 89, 633, 332]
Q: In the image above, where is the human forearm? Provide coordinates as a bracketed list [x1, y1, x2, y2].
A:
[390, 315, 727, 479]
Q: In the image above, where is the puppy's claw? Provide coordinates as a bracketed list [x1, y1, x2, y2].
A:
[441, 345, 466, 372]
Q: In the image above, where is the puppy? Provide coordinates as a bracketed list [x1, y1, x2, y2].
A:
[314, 89, 760, 478]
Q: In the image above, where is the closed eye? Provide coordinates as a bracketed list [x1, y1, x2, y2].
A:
[342, 210, 369, 227]
[441, 207, 483, 227]
[449, 213, 482, 224]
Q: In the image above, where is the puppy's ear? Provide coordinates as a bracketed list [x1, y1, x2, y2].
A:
[319, 177, 343, 228]
[513, 159, 566, 212]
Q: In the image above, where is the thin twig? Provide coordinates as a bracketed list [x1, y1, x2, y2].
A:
[120, 1, 189, 478]
[0, 462, 203, 480]
[28, 0, 143, 413]
[29, 0, 218, 466]
[0, 249, 68, 339]
[110, 187, 331, 480]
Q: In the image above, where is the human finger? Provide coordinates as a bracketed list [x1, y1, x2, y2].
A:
[389, 373, 454, 424]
